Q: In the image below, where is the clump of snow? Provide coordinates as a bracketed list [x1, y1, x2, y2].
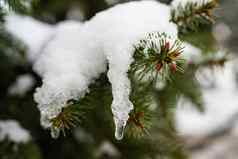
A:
[0, 120, 31, 143]
[8, 74, 35, 96]
[33, 19, 106, 129]
[4, 14, 55, 62]
[6, 1, 180, 140]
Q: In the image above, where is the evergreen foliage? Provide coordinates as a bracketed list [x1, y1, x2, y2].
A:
[0, 0, 224, 159]
[171, 0, 218, 33]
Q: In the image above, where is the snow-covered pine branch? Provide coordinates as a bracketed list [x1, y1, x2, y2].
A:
[4, 0, 217, 140]
[171, 0, 218, 33]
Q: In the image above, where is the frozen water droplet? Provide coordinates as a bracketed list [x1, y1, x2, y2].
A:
[114, 119, 126, 140]
[50, 127, 60, 139]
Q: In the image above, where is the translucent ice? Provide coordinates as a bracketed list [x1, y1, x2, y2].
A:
[114, 118, 126, 140]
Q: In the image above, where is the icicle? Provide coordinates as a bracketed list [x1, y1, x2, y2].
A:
[114, 118, 126, 140]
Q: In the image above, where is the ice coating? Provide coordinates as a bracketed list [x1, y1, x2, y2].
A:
[5, 1, 178, 140]
[114, 118, 127, 140]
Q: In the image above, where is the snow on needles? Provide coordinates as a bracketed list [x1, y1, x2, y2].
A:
[171, 0, 213, 7]
[171, 0, 214, 20]
[5, 1, 179, 139]
[33, 20, 107, 129]
[0, 120, 31, 143]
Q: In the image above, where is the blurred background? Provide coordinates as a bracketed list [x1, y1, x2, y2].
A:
[0, 0, 238, 159]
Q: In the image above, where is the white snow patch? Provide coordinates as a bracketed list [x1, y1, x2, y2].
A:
[4, 14, 55, 62]
[0, 120, 31, 143]
[8, 74, 35, 96]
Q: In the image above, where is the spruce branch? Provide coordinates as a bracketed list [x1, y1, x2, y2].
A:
[49, 74, 110, 139]
[0, 0, 32, 16]
[130, 32, 185, 84]
[50, 100, 86, 138]
[172, 71, 204, 112]
[171, 0, 218, 33]
[4, 0, 27, 13]
[126, 81, 155, 138]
